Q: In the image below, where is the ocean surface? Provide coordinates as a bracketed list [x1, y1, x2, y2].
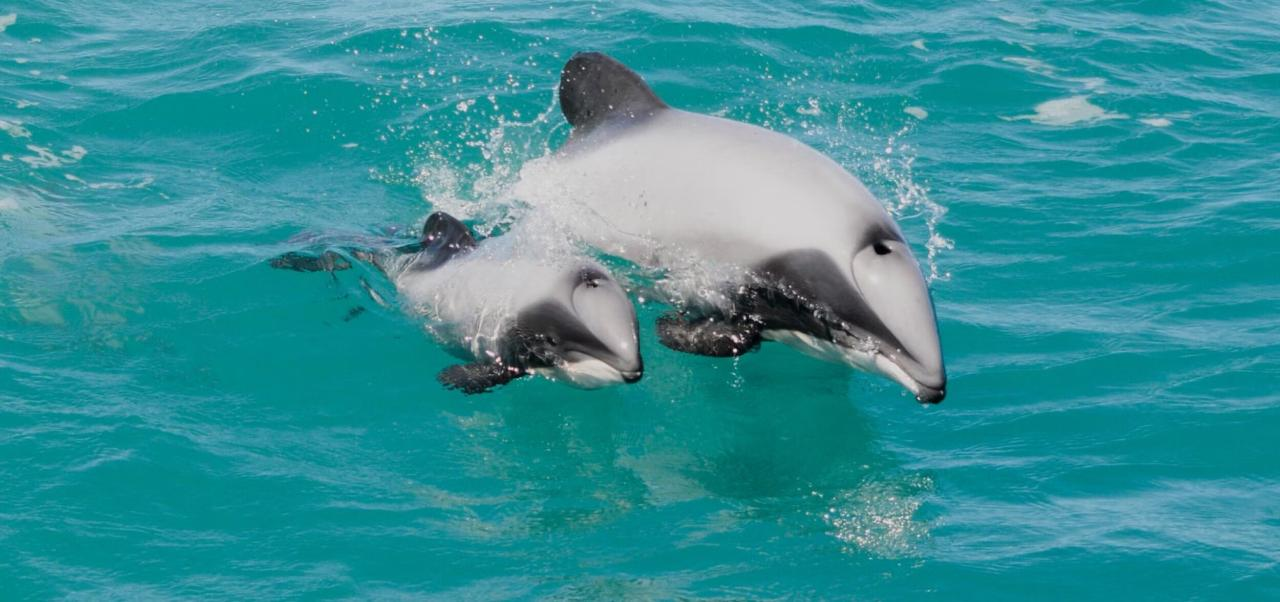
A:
[2, 1, 1278, 599]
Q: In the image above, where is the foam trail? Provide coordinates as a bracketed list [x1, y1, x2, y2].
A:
[1006, 95, 1127, 126]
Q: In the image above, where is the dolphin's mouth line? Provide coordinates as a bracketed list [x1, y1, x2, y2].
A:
[829, 322, 880, 356]
[823, 321, 943, 404]
[731, 279, 945, 403]
[558, 350, 643, 384]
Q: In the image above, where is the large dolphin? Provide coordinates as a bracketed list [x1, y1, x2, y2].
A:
[273, 212, 643, 393]
[515, 52, 946, 402]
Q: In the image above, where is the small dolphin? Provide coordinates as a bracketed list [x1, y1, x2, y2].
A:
[273, 212, 643, 394]
[515, 52, 946, 402]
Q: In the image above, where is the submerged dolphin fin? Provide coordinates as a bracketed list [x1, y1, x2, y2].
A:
[270, 250, 352, 272]
[656, 313, 763, 357]
[559, 52, 667, 134]
[409, 211, 478, 272]
[437, 361, 526, 394]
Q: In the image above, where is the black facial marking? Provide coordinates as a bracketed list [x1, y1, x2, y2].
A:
[749, 250, 907, 354]
[506, 298, 638, 376]
[507, 301, 611, 370]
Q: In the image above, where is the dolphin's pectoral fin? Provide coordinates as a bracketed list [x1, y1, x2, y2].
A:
[437, 362, 526, 394]
[270, 251, 352, 272]
[656, 313, 762, 357]
[559, 52, 667, 133]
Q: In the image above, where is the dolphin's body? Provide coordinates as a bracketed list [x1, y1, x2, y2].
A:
[515, 52, 946, 402]
[275, 212, 643, 393]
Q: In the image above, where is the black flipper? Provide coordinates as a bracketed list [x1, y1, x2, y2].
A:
[270, 251, 351, 272]
[559, 52, 667, 134]
[656, 313, 763, 357]
[438, 361, 526, 394]
[409, 212, 479, 272]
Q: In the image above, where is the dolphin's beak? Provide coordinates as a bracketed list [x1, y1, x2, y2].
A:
[571, 275, 644, 384]
[620, 367, 643, 383]
[755, 247, 945, 402]
[873, 352, 946, 404]
[851, 240, 947, 403]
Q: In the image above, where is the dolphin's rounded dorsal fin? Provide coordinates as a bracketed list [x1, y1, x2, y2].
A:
[409, 211, 478, 271]
[559, 52, 667, 134]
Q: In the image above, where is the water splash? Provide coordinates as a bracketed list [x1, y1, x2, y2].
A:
[815, 472, 935, 558]
[871, 121, 953, 283]
[393, 92, 561, 234]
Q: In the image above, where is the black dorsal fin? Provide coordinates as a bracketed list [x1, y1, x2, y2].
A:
[559, 52, 667, 133]
[411, 211, 477, 271]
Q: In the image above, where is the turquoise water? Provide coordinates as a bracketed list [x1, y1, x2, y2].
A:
[2, 0, 1278, 598]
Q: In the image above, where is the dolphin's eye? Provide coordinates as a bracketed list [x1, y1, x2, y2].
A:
[873, 242, 892, 256]
[578, 267, 604, 288]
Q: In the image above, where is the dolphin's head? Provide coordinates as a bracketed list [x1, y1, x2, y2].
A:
[514, 264, 643, 388]
[752, 229, 946, 403]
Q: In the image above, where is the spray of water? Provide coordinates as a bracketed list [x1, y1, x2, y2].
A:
[361, 28, 954, 320]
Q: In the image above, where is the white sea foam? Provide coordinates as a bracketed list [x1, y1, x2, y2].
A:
[1140, 117, 1172, 128]
[1007, 96, 1127, 127]
[1002, 56, 1056, 77]
[19, 144, 86, 168]
[1004, 57, 1107, 92]
[16, 99, 36, 109]
[64, 173, 154, 190]
[20, 145, 61, 168]
[904, 106, 928, 120]
[1070, 77, 1107, 91]
[998, 14, 1037, 26]
[62, 145, 87, 161]
[0, 13, 15, 33]
[0, 118, 30, 138]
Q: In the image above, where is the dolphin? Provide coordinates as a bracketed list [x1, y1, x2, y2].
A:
[514, 52, 946, 402]
[272, 211, 644, 393]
